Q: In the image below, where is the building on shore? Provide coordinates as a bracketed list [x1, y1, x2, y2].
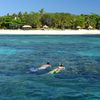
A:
[88, 26, 93, 30]
[22, 25, 32, 30]
[42, 25, 49, 30]
[76, 26, 81, 30]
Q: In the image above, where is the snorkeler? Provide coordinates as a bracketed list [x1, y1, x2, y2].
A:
[38, 62, 51, 70]
[30, 62, 51, 72]
[48, 64, 65, 74]
[56, 64, 65, 71]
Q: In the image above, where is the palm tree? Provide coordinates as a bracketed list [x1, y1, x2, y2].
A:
[39, 8, 45, 15]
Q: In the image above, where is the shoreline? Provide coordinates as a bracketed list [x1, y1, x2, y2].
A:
[0, 29, 100, 35]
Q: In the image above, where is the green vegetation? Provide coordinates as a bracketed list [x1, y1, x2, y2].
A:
[0, 9, 100, 30]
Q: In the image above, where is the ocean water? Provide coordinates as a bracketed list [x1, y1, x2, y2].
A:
[0, 35, 100, 100]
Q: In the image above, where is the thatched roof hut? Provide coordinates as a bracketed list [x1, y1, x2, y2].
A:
[41, 25, 49, 30]
[22, 25, 32, 29]
[88, 26, 93, 30]
[43, 25, 48, 29]
[76, 26, 81, 30]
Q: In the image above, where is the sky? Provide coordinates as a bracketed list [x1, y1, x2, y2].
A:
[0, 0, 100, 15]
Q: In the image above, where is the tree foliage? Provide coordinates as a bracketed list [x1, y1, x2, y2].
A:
[0, 10, 100, 29]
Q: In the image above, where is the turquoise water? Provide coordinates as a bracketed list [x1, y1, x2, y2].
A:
[0, 35, 100, 100]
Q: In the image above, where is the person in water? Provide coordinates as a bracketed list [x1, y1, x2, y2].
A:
[38, 62, 51, 70]
[30, 62, 51, 72]
[55, 64, 65, 71]
[49, 64, 65, 74]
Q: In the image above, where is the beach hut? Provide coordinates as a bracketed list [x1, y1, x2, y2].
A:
[22, 25, 32, 30]
[76, 26, 81, 30]
[88, 26, 93, 30]
[43, 25, 48, 29]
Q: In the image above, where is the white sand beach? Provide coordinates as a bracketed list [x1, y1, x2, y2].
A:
[0, 29, 100, 35]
